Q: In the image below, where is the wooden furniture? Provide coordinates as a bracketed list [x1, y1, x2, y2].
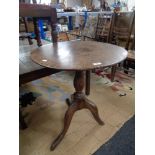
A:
[19, 3, 60, 129]
[69, 13, 114, 95]
[31, 40, 127, 150]
[19, 3, 58, 45]
[19, 17, 33, 45]
[110, 11, 135, 49]
[95, 12, 113, 42]
[83, 12, 115, 95]
[124, 31, 135, 74]
[19, 3, 96, 128]
[19, 2, 59, 82]
[91, 12, 115, 84]
[19, 0, 37, 45]
[108, 11, 135, 78]
[70, 12, 135, 96]
[69, 12, 113, 41]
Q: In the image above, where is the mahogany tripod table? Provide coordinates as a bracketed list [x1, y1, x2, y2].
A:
[31, 41, 127, 150]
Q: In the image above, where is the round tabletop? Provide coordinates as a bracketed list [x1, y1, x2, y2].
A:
[31, 41, 127, 71]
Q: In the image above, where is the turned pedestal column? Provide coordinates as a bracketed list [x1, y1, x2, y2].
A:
[50, 71, 104, 150]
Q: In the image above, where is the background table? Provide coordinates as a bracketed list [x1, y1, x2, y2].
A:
[31, 41, 127, 150]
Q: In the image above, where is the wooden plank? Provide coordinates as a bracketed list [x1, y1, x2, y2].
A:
[19, 48, 61, 84]
[19, 51, 43, 74]
[19, 3, 56, 18]
[19, 68, 60, 85]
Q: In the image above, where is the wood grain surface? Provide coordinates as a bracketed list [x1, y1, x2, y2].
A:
[31, 41, 127, 71]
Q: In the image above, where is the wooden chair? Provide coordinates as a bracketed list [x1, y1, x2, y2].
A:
[19, 0, 37, 45]
[94, 13, 113, 42]
[19, 17, 33, 45]
[19, 3, 60, 129]
[110, 11, 135, 49]
[124, 25, 135, 74]
[108, 11, 135, 77]
[80, 13, 113, 42]
[85, 12, 135, 95]
[124, 50, 135, 74]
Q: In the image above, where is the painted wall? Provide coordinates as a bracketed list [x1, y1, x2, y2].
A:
[67, 0, 82, 7]
[92, 0, 115, 8]
[127, 0, 135, 10]
[66, 0, 115, 8]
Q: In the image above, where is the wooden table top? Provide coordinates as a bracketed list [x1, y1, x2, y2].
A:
[31, 41, 127, 70]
